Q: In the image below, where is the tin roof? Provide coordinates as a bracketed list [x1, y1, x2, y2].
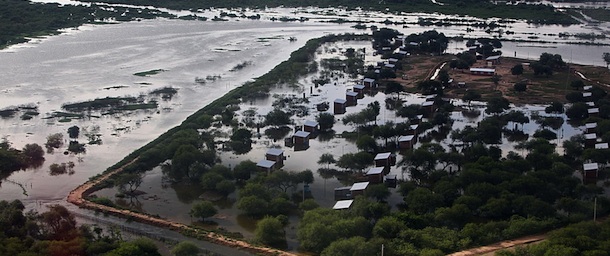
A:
[266, 148, 284, 156]
[350, 182, 370, 191]
[257, 159, 275, 168]
[375, 152, 392, 160]
[332, 200, 354, 210]
[366, 167, 385, 175]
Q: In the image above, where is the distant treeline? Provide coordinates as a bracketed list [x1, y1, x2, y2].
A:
[0, 0, 175, 47]
[79, 0, 578, 24]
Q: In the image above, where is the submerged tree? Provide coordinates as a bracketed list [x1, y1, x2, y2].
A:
[190, 201, 217, 221]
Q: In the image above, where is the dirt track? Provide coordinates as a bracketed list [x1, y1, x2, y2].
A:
[67, 159, 297, 256]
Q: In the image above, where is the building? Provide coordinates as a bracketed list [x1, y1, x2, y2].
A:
[398, 135, 417, 149]
[257, 159, 275, 173]
[410, 115, 423, 124]
[585, 122, 597, 134]
[407, 124, 419, 135]
[583, 163, 599, 179]
[585, 133, 597, 148]
[469, 67, 496, 76]
[332, 200, 354, 210]
[385, 174, 397, 188]
[485, 55, 501, 65]
[303, 120, 319, 133]
[334, 186, 352, 200]
[350, 182, 370, 197]
[584, 85, 593, 91]
[265, 148, 284, 167]
[588, 108, 599, 117]
[334, 98, 347, 114]
[583, 92, 592, 99]
[293, 131, 311, 147]
[353, 84, 366, 98]
[422, 101, 436, 115]
[346, 91, 359, 106]
[374, 152, 396, 173]
[363, 78, 376, 88]
[595, 143, 609, 150]
[366, 167, 385, 183]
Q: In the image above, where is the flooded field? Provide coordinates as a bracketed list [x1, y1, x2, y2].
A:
[0, 4, 608, 252]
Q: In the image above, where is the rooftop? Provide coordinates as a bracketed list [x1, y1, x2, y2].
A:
[583, 163, 599, 171]
[266, 148, 284, 156]
[304, 120, 318, 127]
[332, 200, 354, 210]
[257, 159, 275, 169]
[399, 135, 415, 142]
[334, 98, 347, 104]
[350, 182, 370, 191]
[366, 167, 385, 175]
[375, 152, 392, 160]
[294, 130, 311, 138]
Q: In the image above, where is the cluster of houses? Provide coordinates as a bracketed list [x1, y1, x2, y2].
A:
[332, 152, 398, 210]
[581, 85, 609, 180]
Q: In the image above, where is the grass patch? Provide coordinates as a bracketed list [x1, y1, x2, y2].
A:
[133, 69, 166, 77]
[63, 97, 138, 111]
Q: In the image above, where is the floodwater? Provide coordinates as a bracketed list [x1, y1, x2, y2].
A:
[0, 4, 607, 252]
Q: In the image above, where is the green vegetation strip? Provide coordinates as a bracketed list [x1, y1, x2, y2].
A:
[133, 69, 166, 77]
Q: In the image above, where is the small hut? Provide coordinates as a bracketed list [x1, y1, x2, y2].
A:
[350, 182, 370, 197]
[583, 163, 599, 179]
[408, 124, 419, 135]
[485, 55, 501, 65]
[422, 101, 436, 115]
[582, 92, 592, 99]
[398, 135, 417, 149]
[584, 85, 593, 91]
[385, 174, 397, 188]
[332, 200, 354, 210]
[265, 148, 284, 167]
[257, 159, 275, 173]
[366, 167, 385, 184]
[585, 133, 597, 148]
[303, 120, 319, 133]
[353, 84, 365, 98]
[595, 143, 609, 150]
[363, 78, 376, 88]
[469, 68, 495, 76]
[334, 186, 352, 200]
[293, 131, 311, 147]
[346, 91, 358, 106]
[585, 123, 597, 134]
[334, 99, 347, 114]
[588, 108, 599, 117]
[410, 115, 423, 124]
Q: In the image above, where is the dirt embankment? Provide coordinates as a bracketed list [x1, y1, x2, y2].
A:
[67, 160, 297, 256]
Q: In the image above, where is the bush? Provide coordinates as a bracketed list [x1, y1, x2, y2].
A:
[513, 82, 527, 92]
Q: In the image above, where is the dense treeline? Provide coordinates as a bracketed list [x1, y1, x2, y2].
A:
[0, 0, 174, 47]
[78, 0, 577, 24]
[0, 199, 164, 255]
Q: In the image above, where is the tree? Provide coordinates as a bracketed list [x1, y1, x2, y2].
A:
[356, 135, 377, 152]
[367, 184, 390, 201]
[171, 241, 199, 256]
[462, 90, 481, 108]
[116, 172, 143, 195]
[230, 128, 252, 154]
[604, 52, 610, 68]
[265, 109, 291, 126]
[514, 81, 527, 92]
[317, 112, 335, 131]
[317, 153, 336, 169]
[545, 102, 564, 115]
[233, 160, 256, 181]
[485, 97, 510, 115]
[491, 74, 501, 90]
[511, 64, 523, 75]
[22, 143, 44, 162]
[570, 80, 585, 90]
[255, 216, 286, 247]
[566, 103, 588, 120]
[417, 80, 443, 95]
[171, 144, 203, 181]
[385, 81, 404, 98]
[190, 201, 217, 221]
[39, 204, 78, 241]
[106, 238, 161, 256]
[67, 126, 80, 139]
[45, 133, 64, 152]
[237, 196, 269, 217]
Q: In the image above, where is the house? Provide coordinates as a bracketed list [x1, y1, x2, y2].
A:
[384, 63, 396, 70]
[334, 99, 347, 114]
[595, 143, 609, 150]
[385, 174, 397, 188]
[425, 94, 437, 102]
[388, 58, 399, 64]
[583, 163, 599, 179]
[408, 124, 420, 135]
[585, 123, 597, 134]
[587, 102, 595, 107]
[588, 108, 599, 117]
[469, 68, 496, 76]
[363, 78, 376, 88]
[410, 115, 423, 124]
[293, 131, 311, 147]
[353, 84, 365, 98]
[398, 135, 417, 149]
[374, 152, 395, 172]
[265, 148, 284, 167]
[584, 85, 593, 91]
[346, 91, 359, 106]
[332, 200, 354, 210]
[485, 55, 501, 65]
[257, 159, 275, 173]
[585, 133, 597, 148]
[334, 186, 352, 200]
[582, 92, 592, 99]
[303, 120, 319, 133]
[366, 167, 385, 183]
[350, 182, 370, 197]
[422, 101, 436, 115]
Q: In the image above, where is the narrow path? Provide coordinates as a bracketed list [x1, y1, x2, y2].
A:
[67, 159, 297, 256]
[448, 234, 545, 256]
